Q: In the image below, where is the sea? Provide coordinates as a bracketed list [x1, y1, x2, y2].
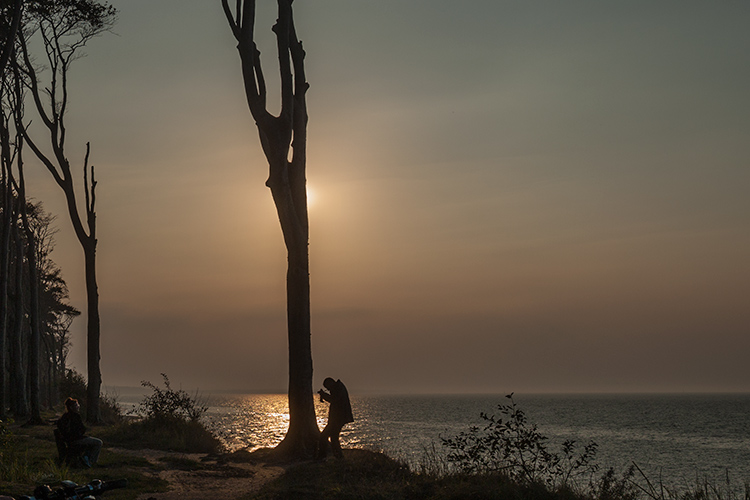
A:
[115, 391, 750, 492]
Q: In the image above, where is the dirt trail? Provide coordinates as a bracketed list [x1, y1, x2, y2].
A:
[109, 448, 285, 500]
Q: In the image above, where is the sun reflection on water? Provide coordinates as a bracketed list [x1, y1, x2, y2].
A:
[208, 394, 342, 452]
[205, 394, 438, 457]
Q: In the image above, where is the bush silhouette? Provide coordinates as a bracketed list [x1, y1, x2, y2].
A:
[440, 393, 598, 489]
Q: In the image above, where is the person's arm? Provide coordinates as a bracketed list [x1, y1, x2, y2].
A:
[57, 414, 70, 440]
[72, 413, 87, 439]
[318, 389, 332, 403]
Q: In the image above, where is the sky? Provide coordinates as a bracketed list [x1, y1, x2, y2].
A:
[23, 1, 750, 395]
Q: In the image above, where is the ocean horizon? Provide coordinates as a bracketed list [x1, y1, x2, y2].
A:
[112, 388, 750, 492]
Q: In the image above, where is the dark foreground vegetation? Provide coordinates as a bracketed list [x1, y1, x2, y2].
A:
[0, 374, 218, 499]
[249, 396, 748, 500]
[2, 387, 748, 500]
[234, 446, 749, 500]
[251, 448, 615, 500]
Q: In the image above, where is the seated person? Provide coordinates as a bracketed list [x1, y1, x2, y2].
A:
[56, 397, 102, 467]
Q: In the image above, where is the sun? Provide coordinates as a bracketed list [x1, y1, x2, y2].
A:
[306, 185, 317, 208]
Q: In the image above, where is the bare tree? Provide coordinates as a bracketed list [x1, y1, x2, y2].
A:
[16, 136, 45, 424]
[2, 39, 79, 418]
[10, 188, 27, 416]
[16, 0, 115, 422]
[0, 0, 24, 75]
[223, 0, 319, 457]
[0, 104, 10, 420]
[0, 33, 21, 416]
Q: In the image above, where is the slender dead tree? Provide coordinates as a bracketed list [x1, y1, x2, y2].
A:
[10, 187, 26, 416]
[223, 0, 319, 456]
[0, 46, 19, 418]
[15, 126, 44, 424]
[16, 1, 115, 422]
[7, 52, 43, 422]
[0, 102, 10, 420]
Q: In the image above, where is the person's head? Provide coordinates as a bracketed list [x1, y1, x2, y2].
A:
[323, 377, 336, 391]
[64, 397, 80, 413]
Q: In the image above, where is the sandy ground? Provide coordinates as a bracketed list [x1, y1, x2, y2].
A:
[109, 448, 285, 500]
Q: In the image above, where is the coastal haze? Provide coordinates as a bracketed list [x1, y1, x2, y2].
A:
[23, 1, 750, 394]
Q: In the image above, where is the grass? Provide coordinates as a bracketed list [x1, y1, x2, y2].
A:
[99, 417, 223, 454]
[248, 449, 410, 500]
[248, 450, 750, 500]
[248, 448, 591, 500]
[0, 419, 169, 500]
[3, 410, 748, 500]
[2, 375, 224, 498]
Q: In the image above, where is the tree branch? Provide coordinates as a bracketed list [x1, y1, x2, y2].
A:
[83, 142, 96, 237]
[18, 31, 54, 130]
[83, 141, 91, 211]
[18, 124, 65, 187]
[275, 0, 294, 125]
[220, 0, 240, 40]
[0, 0, 24, 76]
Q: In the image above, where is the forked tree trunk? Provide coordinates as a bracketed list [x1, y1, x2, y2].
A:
[223, 0, 319, 457]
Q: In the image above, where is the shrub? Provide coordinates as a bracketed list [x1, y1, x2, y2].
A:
[592, 466, 639, 500]
[440, 393, 599, 489]
[135, 373, 208, 424]
[99, 391, 124, 424]
[103, 373, 222, 454]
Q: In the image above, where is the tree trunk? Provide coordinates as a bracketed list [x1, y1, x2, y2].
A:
[273, 179, 317, 456]
[0, 0, 23, 76]
[0, 155, 11, 420]
[42, 336, 56, 409]
[25, 231, 43, 423]
[84, 241, 101, 423]
[280, 260, 318, 454]
[223, 0, 319, 457]
[20, 195, 43, 424]
[11, 206, 28, 417]
[0, 0, 24, 420]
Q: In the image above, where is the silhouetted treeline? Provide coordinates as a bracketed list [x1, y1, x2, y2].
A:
[0, 191, 80, 421]
[1, 0, 81, 421]
[0, 0, 113, 422]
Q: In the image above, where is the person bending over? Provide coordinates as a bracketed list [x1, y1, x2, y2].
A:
[57, 397, 102, 467]
[317, 377, 354, 459]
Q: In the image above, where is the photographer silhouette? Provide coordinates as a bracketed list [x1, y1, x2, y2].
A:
[316, 377, 353, 459]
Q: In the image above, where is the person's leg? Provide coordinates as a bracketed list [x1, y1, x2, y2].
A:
[317, 424, 332, 459]
[88, 437, 103, 464]
[330, 423, 344, 459]
[75, 437, 102, 466]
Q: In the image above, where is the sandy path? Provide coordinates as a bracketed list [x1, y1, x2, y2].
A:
[108, 448, 285, 500]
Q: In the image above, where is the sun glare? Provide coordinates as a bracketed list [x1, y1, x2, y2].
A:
[306, 185, 317, 208]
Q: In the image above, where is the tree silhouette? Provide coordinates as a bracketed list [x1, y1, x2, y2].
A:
[222, 0, 318, 457]
[0, 0, 24, 422]
[0, 0, 23, 76]
[16, 0, 115, 422]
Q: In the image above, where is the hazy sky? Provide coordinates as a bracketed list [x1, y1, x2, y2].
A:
[25, 1, 750, 394]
